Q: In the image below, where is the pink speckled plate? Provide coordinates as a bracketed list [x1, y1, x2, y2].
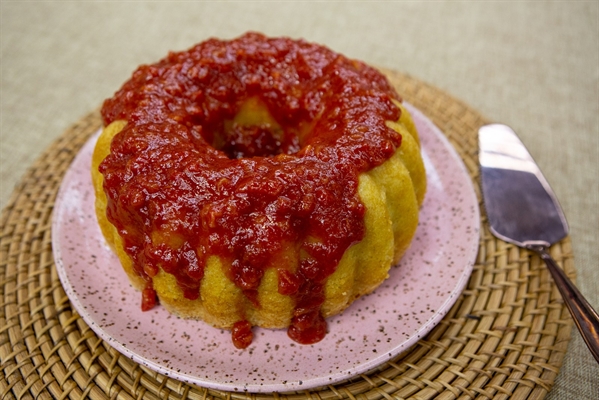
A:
[52, 103, 479, 393]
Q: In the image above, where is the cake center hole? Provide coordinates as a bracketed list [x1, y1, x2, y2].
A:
[213, 97, 303, 159]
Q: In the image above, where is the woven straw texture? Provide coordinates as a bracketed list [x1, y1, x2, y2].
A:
[1, 71, 574, 400]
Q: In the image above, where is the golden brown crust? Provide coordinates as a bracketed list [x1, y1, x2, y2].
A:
[91, 100, 426, 330]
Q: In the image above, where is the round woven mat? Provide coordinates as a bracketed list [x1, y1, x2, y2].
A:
[1, 71, 574, 400]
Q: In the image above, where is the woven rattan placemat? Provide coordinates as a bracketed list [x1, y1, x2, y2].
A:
[1, 71, 574, 400]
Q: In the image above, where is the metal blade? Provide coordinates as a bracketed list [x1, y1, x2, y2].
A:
[479, 124, 568, 247]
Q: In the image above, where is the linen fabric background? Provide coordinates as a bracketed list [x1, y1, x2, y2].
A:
[2, 2, 597, 399]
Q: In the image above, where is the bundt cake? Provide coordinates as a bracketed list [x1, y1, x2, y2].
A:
[92, 32, 426, 348]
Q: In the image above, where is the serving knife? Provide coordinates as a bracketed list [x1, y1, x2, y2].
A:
[478, 124, 599, 363]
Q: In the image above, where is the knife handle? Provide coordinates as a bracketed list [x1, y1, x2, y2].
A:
[528, 244, 599, 364]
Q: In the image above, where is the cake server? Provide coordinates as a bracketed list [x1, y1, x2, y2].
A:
[478, 124, 599, 363]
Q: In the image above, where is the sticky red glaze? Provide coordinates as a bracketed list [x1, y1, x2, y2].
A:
[232, 320, 253, 349]
[99, 32, 401, 347]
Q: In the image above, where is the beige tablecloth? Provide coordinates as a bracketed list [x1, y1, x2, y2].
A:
[2, 2, 597, 399]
